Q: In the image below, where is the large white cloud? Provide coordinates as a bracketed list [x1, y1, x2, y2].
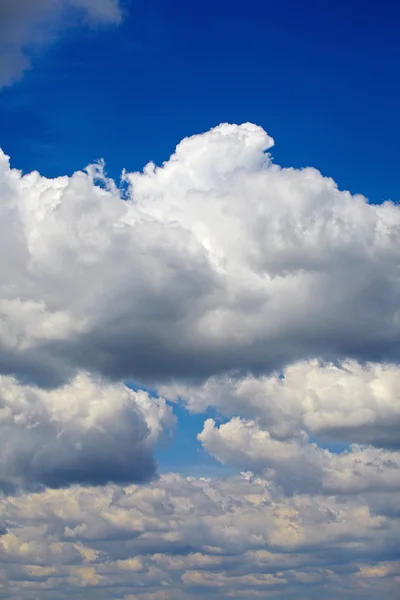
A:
[1, 474, 400, 599]
[0, 373, 174, 492]
[0, 0, 122, 87]
[1, 123, 400, 389]
[169, 358, 400, 496]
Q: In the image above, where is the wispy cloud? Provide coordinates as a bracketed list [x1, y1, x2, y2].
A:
[0, 0, 123, 88]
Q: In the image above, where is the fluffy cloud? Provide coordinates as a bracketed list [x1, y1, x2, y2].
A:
[1, 474, 400, 599]
[198, 417, 400, 495]
[162, 359, 400, 448]
[1, 124, 400, 389]
[2, 121, 400, 599]
[0, 373, 174, 492]
[0, 0, 122, 87]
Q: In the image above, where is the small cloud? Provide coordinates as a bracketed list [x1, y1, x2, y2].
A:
[0, 0, 123, 88]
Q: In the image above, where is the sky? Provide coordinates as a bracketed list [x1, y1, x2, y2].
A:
[0, 1, 400, 599]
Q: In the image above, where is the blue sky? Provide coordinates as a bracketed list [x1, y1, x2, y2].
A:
[128, 379, 233, 477]
[1, 0, 399, 204]
[1, 2, 400, 599]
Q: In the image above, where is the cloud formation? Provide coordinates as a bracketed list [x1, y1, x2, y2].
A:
[199, 417, 400, 495]
[1, 474, 400, 599]
[0, 373, 174, 492]
[1, 122, 400, 598]
[1, 124, 400, 389]
[163, 359, 400, 448]
[0, 0, 122, 87]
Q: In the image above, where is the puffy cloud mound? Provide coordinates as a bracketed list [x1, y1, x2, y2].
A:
[0, 373, 174, 492]
[0, 0, 122, 87]
[1, 124, 400, 388]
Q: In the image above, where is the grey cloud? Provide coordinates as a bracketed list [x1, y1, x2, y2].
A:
[0, 374, 174, 492]
[0, 0, 122, 87]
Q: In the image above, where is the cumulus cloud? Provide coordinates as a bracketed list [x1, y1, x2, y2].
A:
[1, 474, 400, 599]
[2, 121, 400, 598]
[162, 359, 400, 449]
[0, 373, 174, 492]
[0, 0, 122, 87]
[198, 417, 400, 495]
[1, 124, 400, 389]
[167, 358, 400, 496]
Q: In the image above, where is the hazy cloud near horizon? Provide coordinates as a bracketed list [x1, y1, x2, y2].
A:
[1, 472, 400, 600]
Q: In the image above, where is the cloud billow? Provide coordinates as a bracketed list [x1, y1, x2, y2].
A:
[1, 123, 400, 390]
[0, 122, 400, 598]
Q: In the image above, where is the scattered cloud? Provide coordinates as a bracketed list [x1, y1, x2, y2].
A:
[0, 0, 123, 87]
[1, 474, 400, 599]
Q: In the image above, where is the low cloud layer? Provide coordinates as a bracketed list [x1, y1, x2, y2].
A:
[0, 0, 122, 87]
[1, 474, 400, 599]
[0, 374, 174, 492]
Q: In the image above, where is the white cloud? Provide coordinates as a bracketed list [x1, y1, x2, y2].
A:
[0, 0, 122, 87]
[1, 124, 400, 389]
[198, 417, 400, 495]
[162, 360, 400, 449]
[0, 373, 174, 491]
